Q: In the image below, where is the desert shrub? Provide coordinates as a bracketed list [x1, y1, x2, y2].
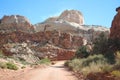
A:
[81, 54, 107, 67]
[113, 51, 120, 70]
[81, 55, 110, 74]
[19, 58, 30, 65]
[101, 64, 113, 72]
[75, 45, 89, 58]
[68, 58, 82, 71]
[105, 38, 120, 64]
[65, 54, 112, 75]
[37, 58, 51, 65]
[0, 50, 5, 58]
[64, 60, 70, 67]
[92, 33, 116, 64]
[108, 38, 120, 52]
[6, 62, 18, 70]
[111, 70, 120, 77]
[0, 62, 18, 70]
[0, 62, 7, 69]
[104, 51, 116, 64]
[92, 32, 108, 55]
[21, 66, 26, 69]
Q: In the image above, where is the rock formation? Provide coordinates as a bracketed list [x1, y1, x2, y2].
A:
[43, 10, 84, 24]
[0, 31, 83, 49]
[0, 15, 35, 33]
[32, 44, 75, 60]
[35, 10, 109, 43]
[35, 23, 109, 42]
[0, 10, 110, 61]
[57, 10, 84, 24]
[0, 14, 81, 60]
[3, 43, 39, 63]
[0, 30, 83, 60]
[110, 7, 120, 39]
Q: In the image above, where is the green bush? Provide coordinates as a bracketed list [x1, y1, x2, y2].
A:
[68, 58, 82, 71]
[108, 38, 120, 52]
[75, 45, 89, 58]
[6, 62, 18, 70]
[0, 62, 7, 69]
[37, 58, 51, 65]
[92, 32, 108, 55]
[92, 33, 116, 64]
[105, 52, 116, 64]
[0, 62, 18, 70]
[64, 60, 70, 67]
[81, 54, 107, 67]
[66, 54, 111, 75]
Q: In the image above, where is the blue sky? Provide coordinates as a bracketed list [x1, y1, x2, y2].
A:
[0, 0, 119, 28]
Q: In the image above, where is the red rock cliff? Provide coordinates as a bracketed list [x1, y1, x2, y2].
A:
[110, 7, 120, 39]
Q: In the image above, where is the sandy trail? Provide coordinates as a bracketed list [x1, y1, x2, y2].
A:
[25, 61, 77, 80]
[0, 61, 77, 80]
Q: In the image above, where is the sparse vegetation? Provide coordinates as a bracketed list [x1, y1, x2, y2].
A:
[0, 62, 18, 70]
[65, 33, 120, 79]
[37, 58, 51, 65]
[111, 70, 120, 77]
[92, 32, 108, 55]
[0, 50, 5, 58]
[0, 62, 7, 69]
[6, 62, 18, 70]
[75, 45, 89, 58]
[65, 54, 111, 75]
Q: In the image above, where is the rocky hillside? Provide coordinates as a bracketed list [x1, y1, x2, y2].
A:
[35, 10, 109, 42]
[0, 9, 110, 62]
[0, 15, 35, 33]
[0, 31, 82, 61]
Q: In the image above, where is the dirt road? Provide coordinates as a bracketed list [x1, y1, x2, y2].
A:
[0, 61, 77, 80]
[25, 61, 77, 80]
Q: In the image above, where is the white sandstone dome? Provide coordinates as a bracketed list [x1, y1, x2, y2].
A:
[57, 10, 84, 25]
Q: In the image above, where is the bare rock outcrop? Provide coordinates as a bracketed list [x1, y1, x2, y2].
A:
[43, 10, 84, 24]
[0, 31, 83, 49]
[31, 44, 75, 60]
[0, 10, 110, 61]
[110, 7, 120, 39]
[0, 15, 35, 33]
[35, 10, 109, 43]
[0, 30, 83, 60]
[3, 43, 39, 64]
[57, 10, 84, 24]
